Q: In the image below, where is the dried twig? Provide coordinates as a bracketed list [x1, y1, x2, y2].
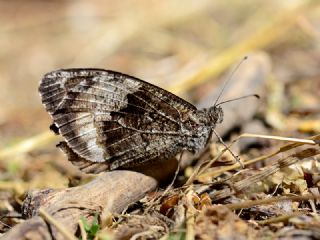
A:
[225, 194, 320, 210]
[256, 211, 309, 225]
[199, 134, 320, 180]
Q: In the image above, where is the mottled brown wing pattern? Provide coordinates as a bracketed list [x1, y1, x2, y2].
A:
[39, 69, 198, 171]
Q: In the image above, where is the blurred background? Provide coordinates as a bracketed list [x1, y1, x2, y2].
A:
[0, 0, 320, 231]
[1, 0, 319, 136]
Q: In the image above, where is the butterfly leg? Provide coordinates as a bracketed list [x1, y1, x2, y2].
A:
[212, 129, 244, 168]
[150, 150, 184, 208]
[166, 150, 183, 190]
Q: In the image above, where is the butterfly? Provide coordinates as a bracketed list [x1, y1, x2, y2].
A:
[39, 69, 224, 173]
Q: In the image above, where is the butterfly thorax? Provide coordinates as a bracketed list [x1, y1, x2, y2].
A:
[182, 106, 223, 153]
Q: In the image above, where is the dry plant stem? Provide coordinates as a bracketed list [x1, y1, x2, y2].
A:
[199, 134, 320, 180]
[185, 139, 236, 185]
[240, 133, 317, 145]
[209, 158, 296, 200]
[38, 208, 77, 240]
[2, 171, 158, 240]
[198, 151, 274, 180]
[0, 181, 26, 195]
[225, 194, 320, 211]
[0, 130, 57, 160]
[309, 199, 317, 213]
[186, 203, 195, 240]
[78, 220, 87, 240]
[256, 211, 309, 225]
[185, 190, 196, 240]
[187, 132, 314, 184]
[210, 143, 320, 200]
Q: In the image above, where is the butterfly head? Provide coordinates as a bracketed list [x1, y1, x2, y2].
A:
[208, 105, 224, 126]
[199, 105, 223, 128]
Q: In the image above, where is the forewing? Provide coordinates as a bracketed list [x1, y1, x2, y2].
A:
[39, 69, 197, 170]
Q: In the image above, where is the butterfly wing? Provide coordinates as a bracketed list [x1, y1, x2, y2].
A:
[39, 69, 197, 172]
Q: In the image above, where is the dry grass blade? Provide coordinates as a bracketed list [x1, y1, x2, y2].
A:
[38, 207, 77, 240]
[185, 190, 196, 240]
[185, 139, 236, 185]
[198, 134, 320, 180]
[209, 157, 297, 201]
[224, 194, 320, 210]
[240, 133, 317, 145]
[0, 181, 26, 195]
[256, 211, 309, 225]
[209, 143, 320, 200]
[0, 130, 58, 161]
[78, 219, 87, 240]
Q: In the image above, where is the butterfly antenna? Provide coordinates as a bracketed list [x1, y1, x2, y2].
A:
[214, 56, 248, 107]
[215, 94, 260, 107]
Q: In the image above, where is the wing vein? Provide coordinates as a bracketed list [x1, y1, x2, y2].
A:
[96, 80, 181, 126]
